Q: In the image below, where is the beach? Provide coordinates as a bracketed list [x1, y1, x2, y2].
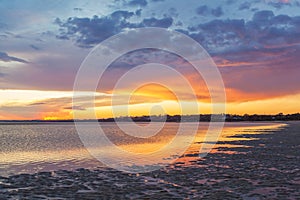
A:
[0, 121, 299, 199]
[2, 0, 300, 199]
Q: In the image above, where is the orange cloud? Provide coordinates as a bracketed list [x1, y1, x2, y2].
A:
[130, 83, 178, 102]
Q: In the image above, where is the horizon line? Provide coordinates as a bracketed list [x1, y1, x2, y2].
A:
[0, 112, 299, 122]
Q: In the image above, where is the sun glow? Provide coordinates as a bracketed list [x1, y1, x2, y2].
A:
[43, 116, 60, 120]
[0, 88, 300, 120]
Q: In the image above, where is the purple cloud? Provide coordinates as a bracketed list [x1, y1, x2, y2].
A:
[126, 0, 148, 7]
[55, 12, 173, 47]
[211, 7, 223, 17]
[0, 52, 28, 63]
[196, 5, 210, 16]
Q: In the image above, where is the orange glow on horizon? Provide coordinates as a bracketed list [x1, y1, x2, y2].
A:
[41, 111, 73, 121]
[43, 116, 60, 120]
[0, 88, 299, 120]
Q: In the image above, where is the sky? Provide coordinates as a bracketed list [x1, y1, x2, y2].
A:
[0, 0, 300, 120]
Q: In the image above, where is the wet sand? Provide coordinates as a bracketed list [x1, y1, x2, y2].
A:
[0, 122, 299, 199]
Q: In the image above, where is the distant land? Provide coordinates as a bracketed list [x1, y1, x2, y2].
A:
[0, 113, 299, 123]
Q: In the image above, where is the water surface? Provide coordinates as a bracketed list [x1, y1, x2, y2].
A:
[0, 122, 286, 176]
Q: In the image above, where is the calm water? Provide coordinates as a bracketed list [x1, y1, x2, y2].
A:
[0, 122, 286, 176]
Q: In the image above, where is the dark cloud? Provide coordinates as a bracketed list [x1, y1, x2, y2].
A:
[64, 106, 86, 110]
[73, 8, 83, 11]
[188, 19, 246, 55]
[252, 10, 274, 22]
[56, 11, 173, 47]
[251, 8, 259, 12]
[56, 8, 300, 60]
[111, 10, 135, 19]
[30, 44, 40, 50]
[135, 9, 142, 16]
[211, 6, 223, 17]
[239, 2, 251, 10]
[29, 102, 45, 106]
[141, 17, 173, 28]
[106, 48, 182, 70]
[187, 10, 300, 59]
[55, 11, 135, 47]
[126, 0, 147, 7]
[173, 10, 300, 100]
[0, 52, 28, 63]
[196, 5, 210, 16]
[196, 5, 223, 17]
[247, 11, 300, 47]
[183, 9, 300, 98]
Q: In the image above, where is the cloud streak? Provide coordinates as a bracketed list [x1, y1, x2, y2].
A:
[0, 52, 29, 63]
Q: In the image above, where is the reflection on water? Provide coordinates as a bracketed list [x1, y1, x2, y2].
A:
[0, 122, 286, 176]
[176, 122, 286, 166]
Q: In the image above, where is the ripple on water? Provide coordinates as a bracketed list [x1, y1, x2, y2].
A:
[0, 122, 287, 176]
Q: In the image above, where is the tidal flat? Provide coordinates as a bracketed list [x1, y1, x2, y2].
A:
[0, 122, 299, 199]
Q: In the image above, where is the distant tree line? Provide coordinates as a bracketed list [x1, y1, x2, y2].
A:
[99, 113, 300, 122]
[224, 113, 300, 122]
[1, 113, 299, 123]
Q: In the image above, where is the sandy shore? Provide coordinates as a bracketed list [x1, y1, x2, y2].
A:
[0, 122, 299, 199]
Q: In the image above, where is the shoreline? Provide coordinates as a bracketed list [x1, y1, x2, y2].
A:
[0, 120, 293, 126]
[1, 113, 300, 124]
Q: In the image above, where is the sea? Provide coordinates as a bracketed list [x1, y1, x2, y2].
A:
[0, 122, 286, 176]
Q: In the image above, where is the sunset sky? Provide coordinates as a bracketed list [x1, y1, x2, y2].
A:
[0, 0, 300, 120]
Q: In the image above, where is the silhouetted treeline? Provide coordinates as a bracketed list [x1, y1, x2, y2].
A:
[0, 113, 299, 123]
[100, 113, 300, 122]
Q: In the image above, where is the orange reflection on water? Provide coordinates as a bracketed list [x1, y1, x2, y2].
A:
[0, 148, 92, 164]
[173, 122, 287, 166]
[0, 122, 287, 176]
[113, 122, 287, 156]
